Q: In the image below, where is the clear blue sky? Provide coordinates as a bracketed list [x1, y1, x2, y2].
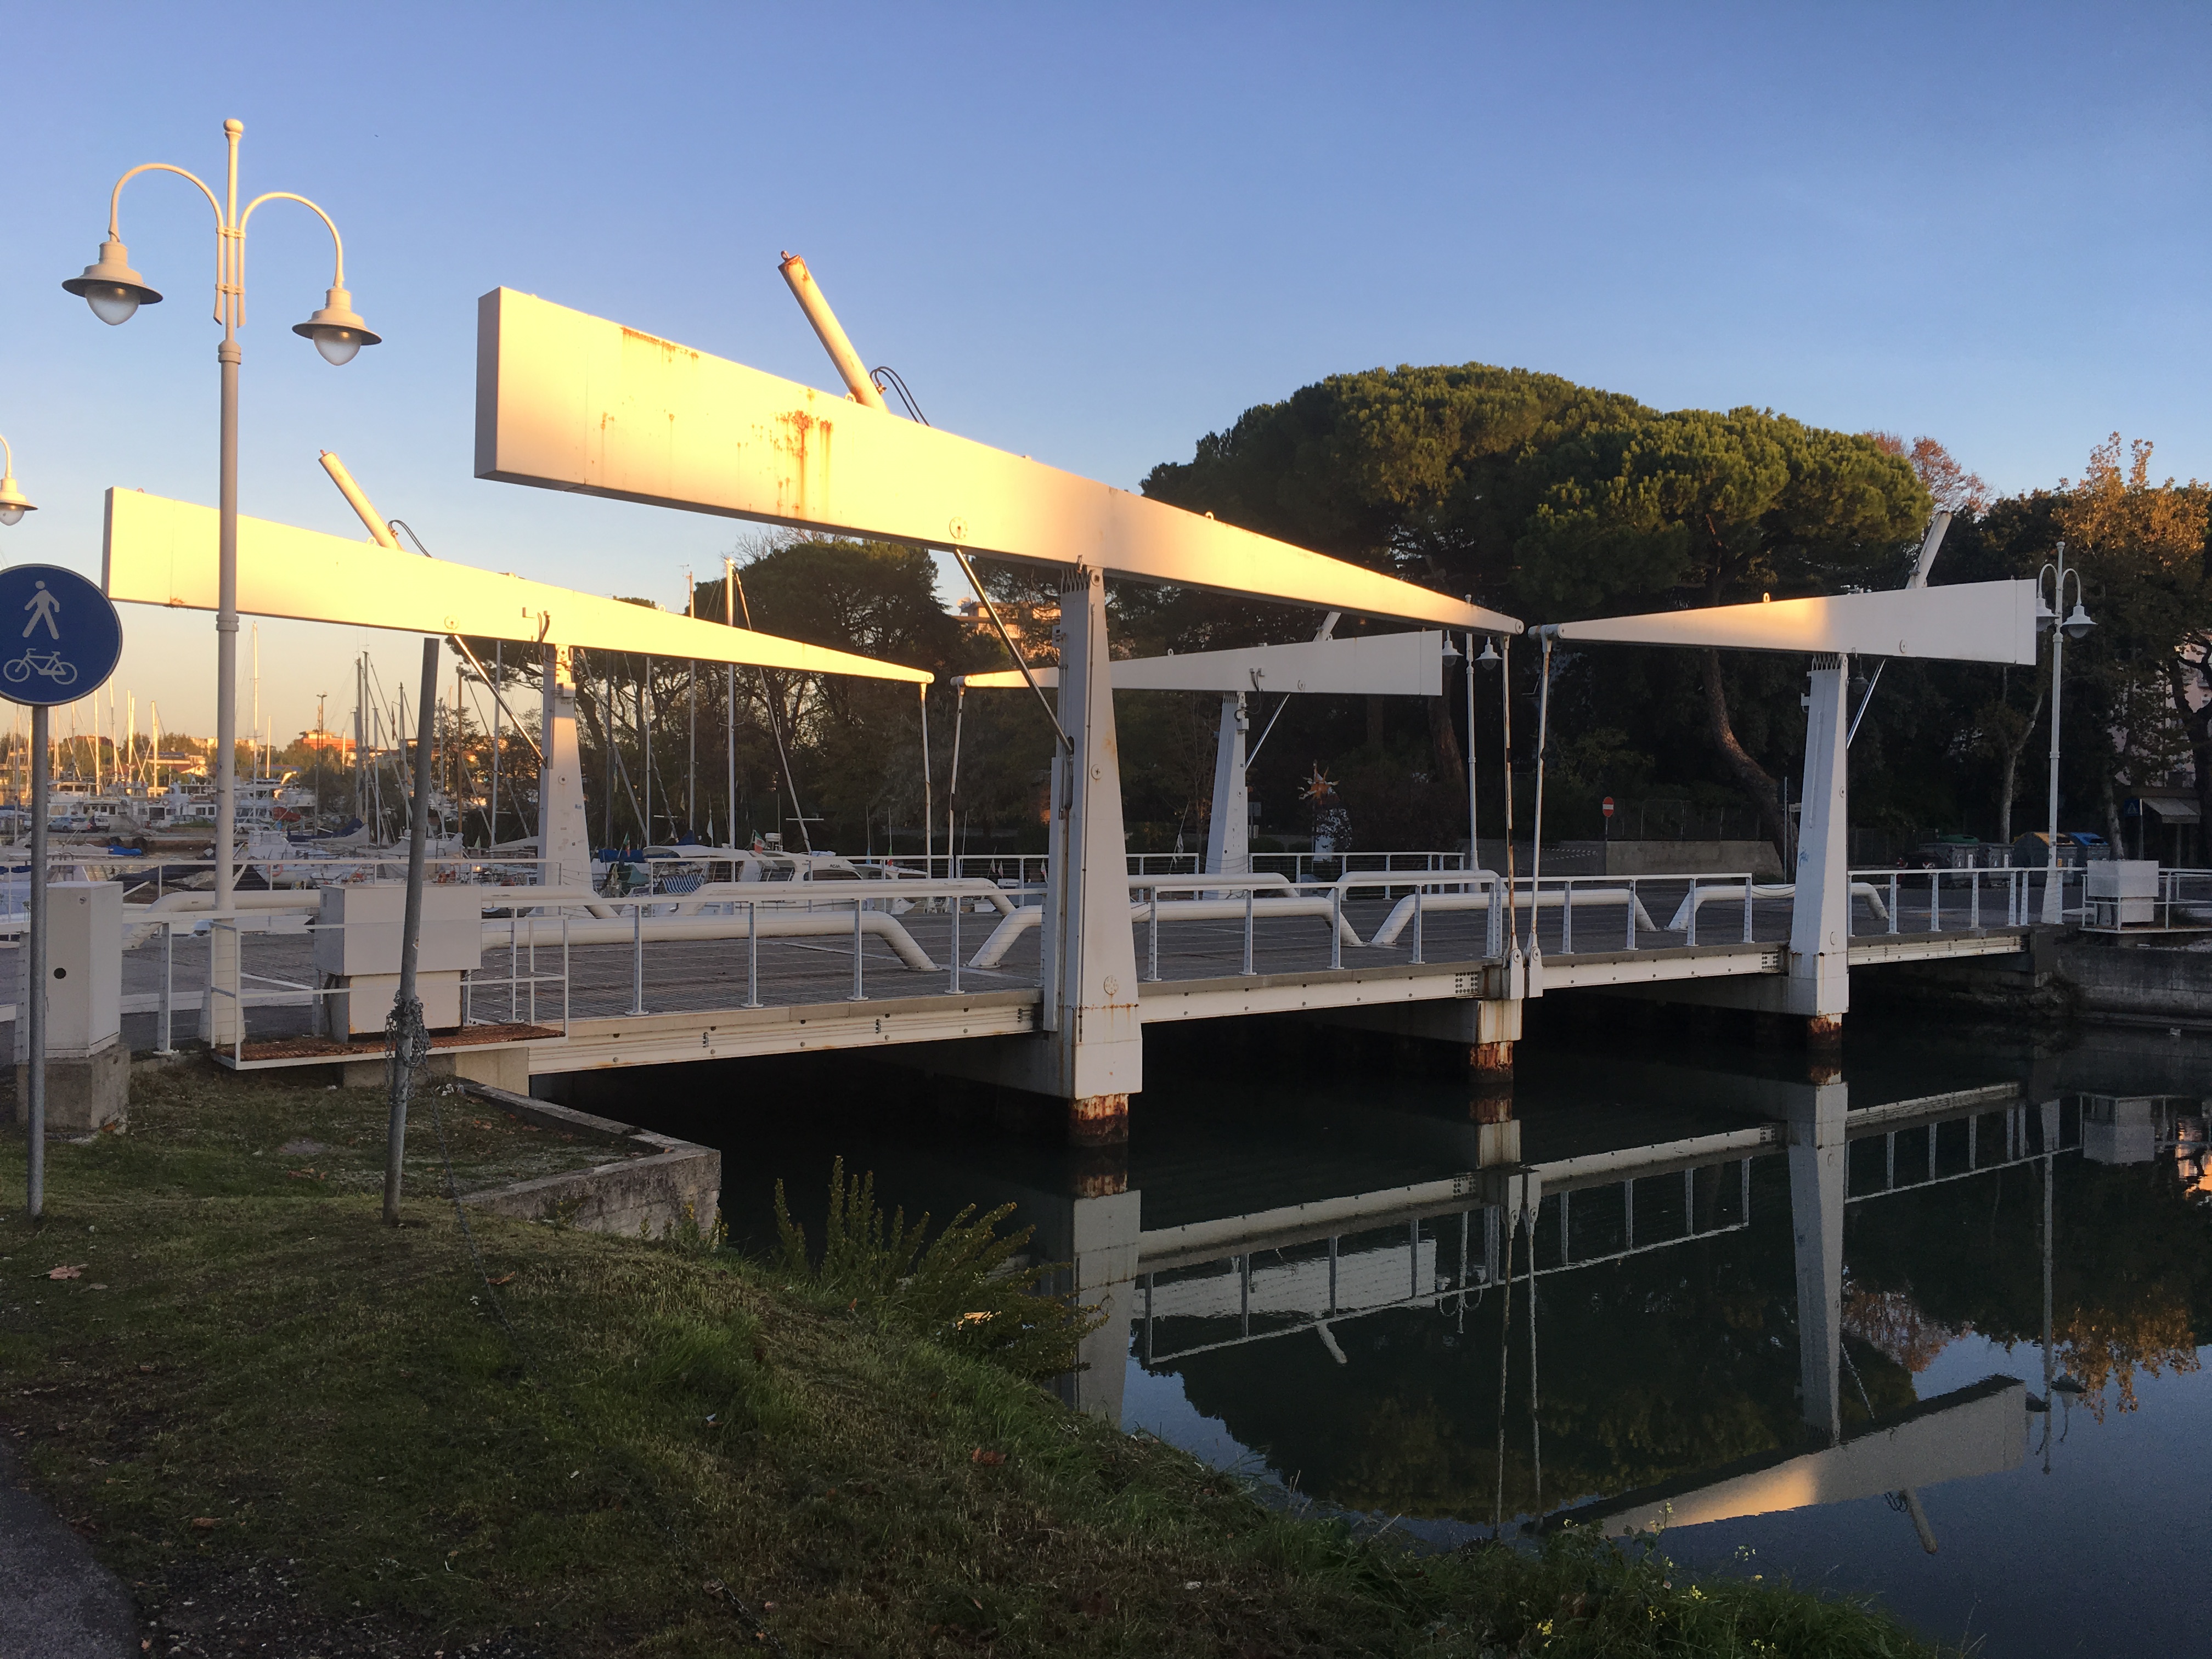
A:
[3, 2, 2206, 742]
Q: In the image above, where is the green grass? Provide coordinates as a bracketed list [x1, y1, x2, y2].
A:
[1, 1062, 1956, 1657]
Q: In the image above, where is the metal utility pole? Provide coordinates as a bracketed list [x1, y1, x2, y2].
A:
[2038, 542, 2095, 925]
[385, 635, 440, 1226]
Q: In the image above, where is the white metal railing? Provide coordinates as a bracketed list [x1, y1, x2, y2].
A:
[2078, 867, 2212, 933]
[131, 906, 573, 1065]
[92, 856, 2179, 1051]
[1849, 865, 2079, 934]
[1847, 1102, 2074, 1201]
[198, 912, 573, 1068]
[1139, 1160, 1753, 1365]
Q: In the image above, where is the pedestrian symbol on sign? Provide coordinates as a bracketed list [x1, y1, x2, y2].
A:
[21, 580, 61, 639]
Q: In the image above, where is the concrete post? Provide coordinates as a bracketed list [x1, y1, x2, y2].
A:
[1036, 566, 1143, 1143]
[539, 644, 589, 887]
[1787, 1074, 1848, 1443]
[1787, 657, 1850, 1040]
[1205, 691, 1250, 878]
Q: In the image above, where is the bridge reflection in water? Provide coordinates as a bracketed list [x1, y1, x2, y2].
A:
[936, 1041, 2147, 1553]
[690, 1016, 2207, 1646]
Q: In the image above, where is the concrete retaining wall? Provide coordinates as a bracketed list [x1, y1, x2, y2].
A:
[2057, 938, 2212, 1028]
[455, 1083, 720, 1240]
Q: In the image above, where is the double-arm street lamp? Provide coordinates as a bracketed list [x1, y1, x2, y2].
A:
[61, 119, 379, 988]
[2035, 540, 2095, 924]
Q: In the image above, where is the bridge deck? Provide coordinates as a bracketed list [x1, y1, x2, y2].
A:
[20, 879, 2035, 1070]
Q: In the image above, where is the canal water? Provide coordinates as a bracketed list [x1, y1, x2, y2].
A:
[604, 1009, 2212, 1658]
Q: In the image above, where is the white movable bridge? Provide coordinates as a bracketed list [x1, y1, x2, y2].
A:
[97, 270, 2055, 1138]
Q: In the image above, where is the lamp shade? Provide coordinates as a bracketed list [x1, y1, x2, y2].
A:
[292, 285, 381, 365]
[0, 473, 33, 526]
[61, 238, 162, 325]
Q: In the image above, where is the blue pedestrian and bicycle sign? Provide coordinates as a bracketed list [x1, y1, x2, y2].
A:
[0, 564, 122, 705]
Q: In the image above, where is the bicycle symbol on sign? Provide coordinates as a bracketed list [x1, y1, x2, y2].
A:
[4, 651, 77, 688]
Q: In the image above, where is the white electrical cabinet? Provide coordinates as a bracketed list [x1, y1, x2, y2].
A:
[2085, 859, 2159, 927]
[315, 884, 483, 1037]
[18, 881, 123, 1058]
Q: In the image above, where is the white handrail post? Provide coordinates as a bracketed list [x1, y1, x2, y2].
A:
[1147, 886, 1160, 982]
[949, 890, 962, 994]
[1330, 884, 1344, 970]
[1412, 883, 1425, 964]
[1890, 872, 1900, 934]
[1626, 878, 1637, 950]
[1971, 867, 1981, 930]
[629, 899, 645, 1015]
[1686, 875, 1699, 946]
[157, 919, 174, 1054]
[1931, 869, 1941, 934]
[1742, 876, 1754, 944]
[744, 897, 762, 1008]
[1243, 884, 1255, 975]
[1562, 879, 1573, 954]
[849, 894, 866, 1001]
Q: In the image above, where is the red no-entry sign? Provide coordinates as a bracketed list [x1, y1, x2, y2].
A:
[1602, 797, 1615, 818]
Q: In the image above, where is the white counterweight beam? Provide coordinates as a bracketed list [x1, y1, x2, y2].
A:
[959, 628, 1447, 695]
[472, 288, 1520, 636]
[101, 487, 932, 682]
[1546, 580, 2036, 665]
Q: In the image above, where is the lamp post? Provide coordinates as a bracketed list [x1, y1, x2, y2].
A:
[2035, 541, 2095, 924]
[63, 119, 377, 1036]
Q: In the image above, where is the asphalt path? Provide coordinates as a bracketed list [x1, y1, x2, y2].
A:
[0, 1445, 136, 1658]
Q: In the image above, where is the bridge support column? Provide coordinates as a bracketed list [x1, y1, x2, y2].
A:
[1787, 1074, 1848, 1443]
[1205, 691, 1250, 878]
[539, 644, 590, 888]
[1786, 656, 1851, 1030]
[1037, 566, 1143, 1144]
[881, 569, 1138, 1139]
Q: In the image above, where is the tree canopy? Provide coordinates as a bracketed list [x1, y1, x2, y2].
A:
[1144, 364, 1933, 849]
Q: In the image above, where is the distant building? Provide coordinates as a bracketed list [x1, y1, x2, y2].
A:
[297, 729, 356, 761]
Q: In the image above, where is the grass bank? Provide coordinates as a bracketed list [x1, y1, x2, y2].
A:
[2, 1061, 1951, 1657]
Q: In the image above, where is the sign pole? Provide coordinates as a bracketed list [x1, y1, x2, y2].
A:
[0, 565, 121, 1220]
[25, 703, 46, 1219]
